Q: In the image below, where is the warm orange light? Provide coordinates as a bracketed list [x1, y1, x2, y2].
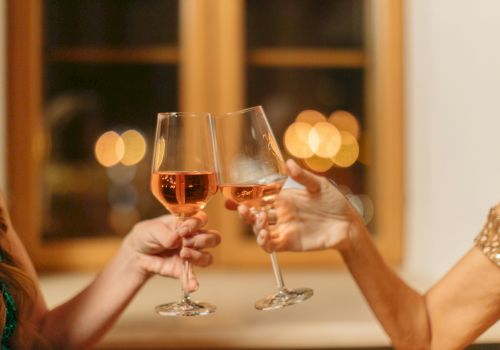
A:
[357, 132, 371, 165]
[328, 110, 361, 140]
[284, 122, 314, 159]
[120, 129, 147, 166]
[331, 131, 359, 168]
[304, 155, 334, 173]
[359, 194, 375, 224]
[296, 109, 326, 125]
[108, 207, 140, 235]
[308, 122, 341, 158]
[95, 131, 125, 167]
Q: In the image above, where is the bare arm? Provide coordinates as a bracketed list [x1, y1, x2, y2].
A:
[1, 190, 220, 349]
[38, 213, 219, 349]
[341, 221, 431, 349]
[235, 160, 500, 349]
[424, 247, 500, 349]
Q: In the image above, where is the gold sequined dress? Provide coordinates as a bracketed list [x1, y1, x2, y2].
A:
[474, 207, 500, 267]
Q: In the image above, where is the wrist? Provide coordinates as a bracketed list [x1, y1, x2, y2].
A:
[334, 210, 366, 256]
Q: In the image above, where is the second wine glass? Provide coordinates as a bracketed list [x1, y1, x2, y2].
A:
[213, 106, 314, 310]
[151, 112, 218, 316]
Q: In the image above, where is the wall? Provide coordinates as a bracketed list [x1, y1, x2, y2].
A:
[0, 1, 5, 191]
[404, 0, 500, 280]
[0, 1, 499, 281]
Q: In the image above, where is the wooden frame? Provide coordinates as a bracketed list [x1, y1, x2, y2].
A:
[7, 0, 403, 271]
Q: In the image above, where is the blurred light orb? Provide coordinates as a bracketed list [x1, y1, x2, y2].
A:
[108, 207, 140, 236]
[284, 122, 314, 158]
[296, 109, 326, 125]
[308, 122, 341, 158]
[108, 184, 138, 211]
[346, 194, 364, 216]
[106, 164, 137, 185]
[120, 129, 147, 166]
[357, 132, 371, 165]
[95, 131, 125, 167]
[328, 110, 361, 140]
[331, 131, 359, 168]
[358, 194, 375, 224]
[304, 155, 334, 173]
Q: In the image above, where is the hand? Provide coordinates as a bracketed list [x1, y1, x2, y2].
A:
[122, 211, 221, 291]
[226, 159, 361, 253]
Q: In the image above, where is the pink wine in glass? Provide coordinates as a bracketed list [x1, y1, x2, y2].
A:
[220, 178, 286, 209]
[151, 171, 218, 217]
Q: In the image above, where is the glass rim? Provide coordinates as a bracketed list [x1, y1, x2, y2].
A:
[157, 111, 211, 119]
[215, 105, 263, 117]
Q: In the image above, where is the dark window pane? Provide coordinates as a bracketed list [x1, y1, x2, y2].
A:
[44, 0, 178, 48]
[246, 0, 364, 48]
[42, 63, 177, 240]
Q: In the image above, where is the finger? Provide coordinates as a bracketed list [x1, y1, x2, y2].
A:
[237, 205, 256, 225]
[183, 230, 221, 249]
[225, 200, 238, 211]
[285, 159, 321, 194]
[256, 229, 273, 253]
[177, 211, 208, 237]
[180, 248, 214, 267]
[254, 211, 267, 231]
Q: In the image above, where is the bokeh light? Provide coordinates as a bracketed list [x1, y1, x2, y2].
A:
[328, 110, 361, 139]
[120, 129, 147, 166]
[284, 122, 314, 158]
[94, 131, 125, 167]
[106, 164, 137, 185]
[357, 132, 371, 165]
[108, 206, 140, 235]
[308, 122, 341, 158]
[359, 194, 375, 224]
[331, 131, 360, 167]
[296, 109, 326, 125]
[304, 155, 334, 172]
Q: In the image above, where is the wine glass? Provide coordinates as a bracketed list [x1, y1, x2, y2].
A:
[150, 112, 218, 316]
[212, 106, 314, 310]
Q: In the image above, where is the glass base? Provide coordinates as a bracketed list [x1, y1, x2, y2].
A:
[254, 287, 314, 311]
[155, 298, 216, 317]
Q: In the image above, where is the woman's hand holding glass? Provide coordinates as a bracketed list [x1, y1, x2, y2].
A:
[122, 212, 221, 292]
[227, 159, 362, 254]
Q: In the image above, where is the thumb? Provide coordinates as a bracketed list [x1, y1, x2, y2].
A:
[285, 159, 321, 194]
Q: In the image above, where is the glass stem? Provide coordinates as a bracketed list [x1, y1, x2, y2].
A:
[270, 251, 286, 291]
[182, 260, 191, 301]
[178, 213, 191, 302]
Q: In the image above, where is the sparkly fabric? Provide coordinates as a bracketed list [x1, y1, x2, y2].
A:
[1, 208, 16, 349]
[474, 207, 500, 267]
[1, 282, 15, 350]
[1, 248, 16, 350]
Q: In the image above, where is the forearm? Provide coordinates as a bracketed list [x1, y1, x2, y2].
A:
[340, 219, 431, 349]
[39, 242, 148, 349]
